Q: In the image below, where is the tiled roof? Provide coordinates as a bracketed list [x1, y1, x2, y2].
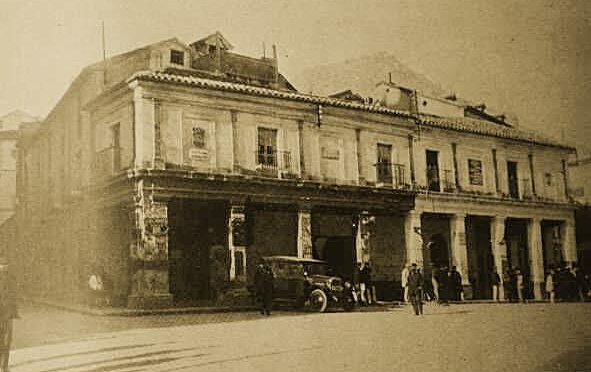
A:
[128, 71, 573, 150]
[419, 115, 574, 150]
[128, 71, 415, 118]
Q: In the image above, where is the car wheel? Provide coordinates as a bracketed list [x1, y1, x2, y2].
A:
[308, 289, 328, 313]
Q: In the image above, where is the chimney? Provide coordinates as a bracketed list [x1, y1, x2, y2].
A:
[272, 44, 279, 85]
[215, 36, 222, 74]
[388, 72, 392, 84]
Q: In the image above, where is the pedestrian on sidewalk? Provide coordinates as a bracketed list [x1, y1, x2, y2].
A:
[430, 264, 440, 304]
[360, 262, 375, 305]
[254, 261, 274, 316]
[0, 258, 18, 372]
[450, 266, 463, 301]
[401, 264, 410, 303]
[491, 268, 501, 302]
[438, 266, 450, 305]
[407, 263, 424, 316]
[515, 268, 525, 303]
[546, 267, 555, 303]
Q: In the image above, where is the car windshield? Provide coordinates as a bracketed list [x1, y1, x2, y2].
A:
[303, 263, 330, 276]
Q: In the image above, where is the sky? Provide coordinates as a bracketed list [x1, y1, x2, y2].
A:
[1, 0, 589, 155]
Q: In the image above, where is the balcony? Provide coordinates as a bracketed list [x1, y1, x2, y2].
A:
[93, 147, 121, 179]
[375, 163, 409, 190]
[250, 150, 297, 179]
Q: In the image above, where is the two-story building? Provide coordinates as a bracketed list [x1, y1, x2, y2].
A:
[5, 33, 577, 308]
[372, 81, 576, 300]
[0, 111, 37, 227]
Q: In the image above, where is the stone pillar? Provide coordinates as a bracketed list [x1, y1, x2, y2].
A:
[490, 216, 507, 301]
[527, 217, 544, 300]
[356, 211, 375, 263]
[297, 207, 313, 259]
[404, 211, 423, 268]
[228, 204, 247, 281]
[450, 213, 470, 286]
[562, 217, 577, 264]
[127, 181, 173, 308]
[132, 84, 145, 168]
[153, 99, 165, 170]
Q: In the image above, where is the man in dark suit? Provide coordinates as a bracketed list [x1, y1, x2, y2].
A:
[254, 261, 274, 316]
[407, 263, 424, 316]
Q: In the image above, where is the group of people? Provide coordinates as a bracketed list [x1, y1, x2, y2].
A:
[545, 263, 588, 303]
[352, 262, 377, 306]
[401, 263, 464, 307]
[502, 267, 527, 302]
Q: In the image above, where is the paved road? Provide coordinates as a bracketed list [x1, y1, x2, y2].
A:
[8, 303, 591, 372]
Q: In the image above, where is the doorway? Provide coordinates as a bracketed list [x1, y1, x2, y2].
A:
[167, 199, 227, 303]
[466, 216, 494, 299]
[315, 236, 356, 281]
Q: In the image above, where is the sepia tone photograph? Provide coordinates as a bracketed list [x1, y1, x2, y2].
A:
[0, 1, 590, 371]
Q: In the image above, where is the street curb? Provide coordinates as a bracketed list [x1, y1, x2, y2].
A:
[21, 297, 258, 317]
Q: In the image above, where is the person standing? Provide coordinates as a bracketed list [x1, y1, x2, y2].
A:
[572, 266, 586, 302]
[360, 262, 374, 305]
[254, 261, 274, 316]
[491, 269, 501, 302]
[431, 264, 440, 304]
[515, 268, 525, 303]
[449, 266, 463, 301]
[407, 263, 424, 316]
[438, 266, 450, 305]
[354, 262, 367, 305]
[0, 258, 18, 372]
[546, 268, 555, 303]
[401, 264, 410, 303]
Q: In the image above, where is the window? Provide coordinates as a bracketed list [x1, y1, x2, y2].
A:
[257, 128, 277, 166]
[468, 159, 483, 186]
[376, 144, 393, 184]
[170, 50, 184, 65]
[507, 161, 519, 198]
[426, 150, 440, 191]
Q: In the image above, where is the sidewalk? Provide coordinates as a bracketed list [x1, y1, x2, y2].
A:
[25, 296, 555, 317]
[23, 296, 258, 317]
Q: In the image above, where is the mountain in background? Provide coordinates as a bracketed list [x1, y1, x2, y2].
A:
[289, 52, 450, 99]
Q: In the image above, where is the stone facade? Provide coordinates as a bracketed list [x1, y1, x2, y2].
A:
[1, 33, 578, 307]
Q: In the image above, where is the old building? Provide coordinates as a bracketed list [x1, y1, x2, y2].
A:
[0, 111, 37, 228]
[3, 33, 578, 308]
[569, 156, 591, 274]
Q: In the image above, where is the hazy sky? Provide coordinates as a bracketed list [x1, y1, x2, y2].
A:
[1, 0, 589, 155]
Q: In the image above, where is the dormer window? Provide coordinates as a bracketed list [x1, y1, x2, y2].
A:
[170, 50, 184, 66]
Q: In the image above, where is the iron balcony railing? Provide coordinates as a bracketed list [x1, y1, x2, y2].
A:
[376, 163, 408, 189]
[254, 150, 296, 178]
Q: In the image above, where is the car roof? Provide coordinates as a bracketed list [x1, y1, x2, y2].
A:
[262, 255, 328, 264]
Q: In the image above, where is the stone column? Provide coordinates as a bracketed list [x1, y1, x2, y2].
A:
[450, 213, 470, 286]
[490, 216, 507, 301]
[228, 204, 247, 281]
[132, 84, 145, 168]
[153, 99, 165, 170]
[528, 217, 544, 300]
[297, 207, 313, 259]
[562, 217, 577, 264]
[127, 181, 173, 308]
[404, 210, 423, 268]
[356, 211, 375, 263]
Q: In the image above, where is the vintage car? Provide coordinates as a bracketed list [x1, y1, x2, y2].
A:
[261, 255, 352, 313]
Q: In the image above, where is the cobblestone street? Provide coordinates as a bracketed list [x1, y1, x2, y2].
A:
[8, 302, 591, 372]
